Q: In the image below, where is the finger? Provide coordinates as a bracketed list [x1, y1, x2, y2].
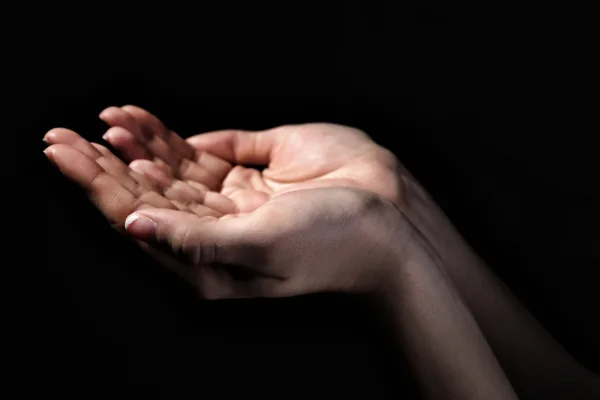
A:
[186, 128, 279, 166]
[44, 128, 102, 158]
[91, 143, 159, 192]
[102, 126, 152, 162]
[187, 150, 232, 186]
[220, 166, 271, 212]
[43, 144, 175, 225]
[44, 128, 145, 195]
[124, 208, 271, 267]
[222, 165, 273, 192]
[164, 180, 238, 215]
[119, 105, 196, 164]
[121, 105, 194, 158]
[101, 106, 227, 188]
[129, 159, 174, 190]
[175, 157, 226, 190]
[100, 106, 186, 170]
[185, 180, 210, 192]
[128, 160, 235, 214]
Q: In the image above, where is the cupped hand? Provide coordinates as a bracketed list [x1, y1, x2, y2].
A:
[98, 106, 405, 213]
[43, 128, 408, 298]
[43, 106, 418, 298]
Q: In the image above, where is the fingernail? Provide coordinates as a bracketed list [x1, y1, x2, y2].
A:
[102, 133, 110, 141]
[125, 213, 156, 235]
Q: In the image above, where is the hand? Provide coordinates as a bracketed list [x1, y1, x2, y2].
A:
[42, 124, 408, 299]
[43, 106, 417, 298]
[98, 106, 406, 213]
[76, 108, 600, 398]
[123, 187, 407, 299]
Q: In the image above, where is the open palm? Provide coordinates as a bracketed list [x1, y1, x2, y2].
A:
[43, 106, 408, 283]
[98, 105, 405, 213]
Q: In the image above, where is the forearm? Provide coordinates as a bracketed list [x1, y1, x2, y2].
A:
[376, 240, 518, 400]
[400, 177, 600, 398]
[437, 239, 600, 398]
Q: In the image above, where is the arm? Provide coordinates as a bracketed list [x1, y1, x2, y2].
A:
[399, 176, 600, 399]
[374, 236, 519, 400]
[46, 112, 599, 398]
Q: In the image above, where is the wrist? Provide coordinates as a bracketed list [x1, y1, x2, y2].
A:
[368, 212, 442, 299]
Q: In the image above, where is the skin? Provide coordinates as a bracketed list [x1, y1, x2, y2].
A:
[43, 106, 600, 399]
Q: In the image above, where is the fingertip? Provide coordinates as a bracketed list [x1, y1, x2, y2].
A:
[128, 159, 144, 169]
[43, 146, 55, 162]
[40, 143, 63, 165]
[101, 130, 117, 143]
[45, 128, 92, 147]
[99, 110, 110, 120]
[102, 127, 136, 150]
[104, 126, 133, 140]
[43, 128, 67, 143]
[99, 106, 119, 120]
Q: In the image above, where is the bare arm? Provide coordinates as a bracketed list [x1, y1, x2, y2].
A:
[375, 235, 518, 400]
[400, 176, 600, 399]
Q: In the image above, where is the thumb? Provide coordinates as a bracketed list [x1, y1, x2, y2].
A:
[124, 209, 269, 267]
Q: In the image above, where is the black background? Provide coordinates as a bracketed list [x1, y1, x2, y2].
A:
[6, 2, 598, 398]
